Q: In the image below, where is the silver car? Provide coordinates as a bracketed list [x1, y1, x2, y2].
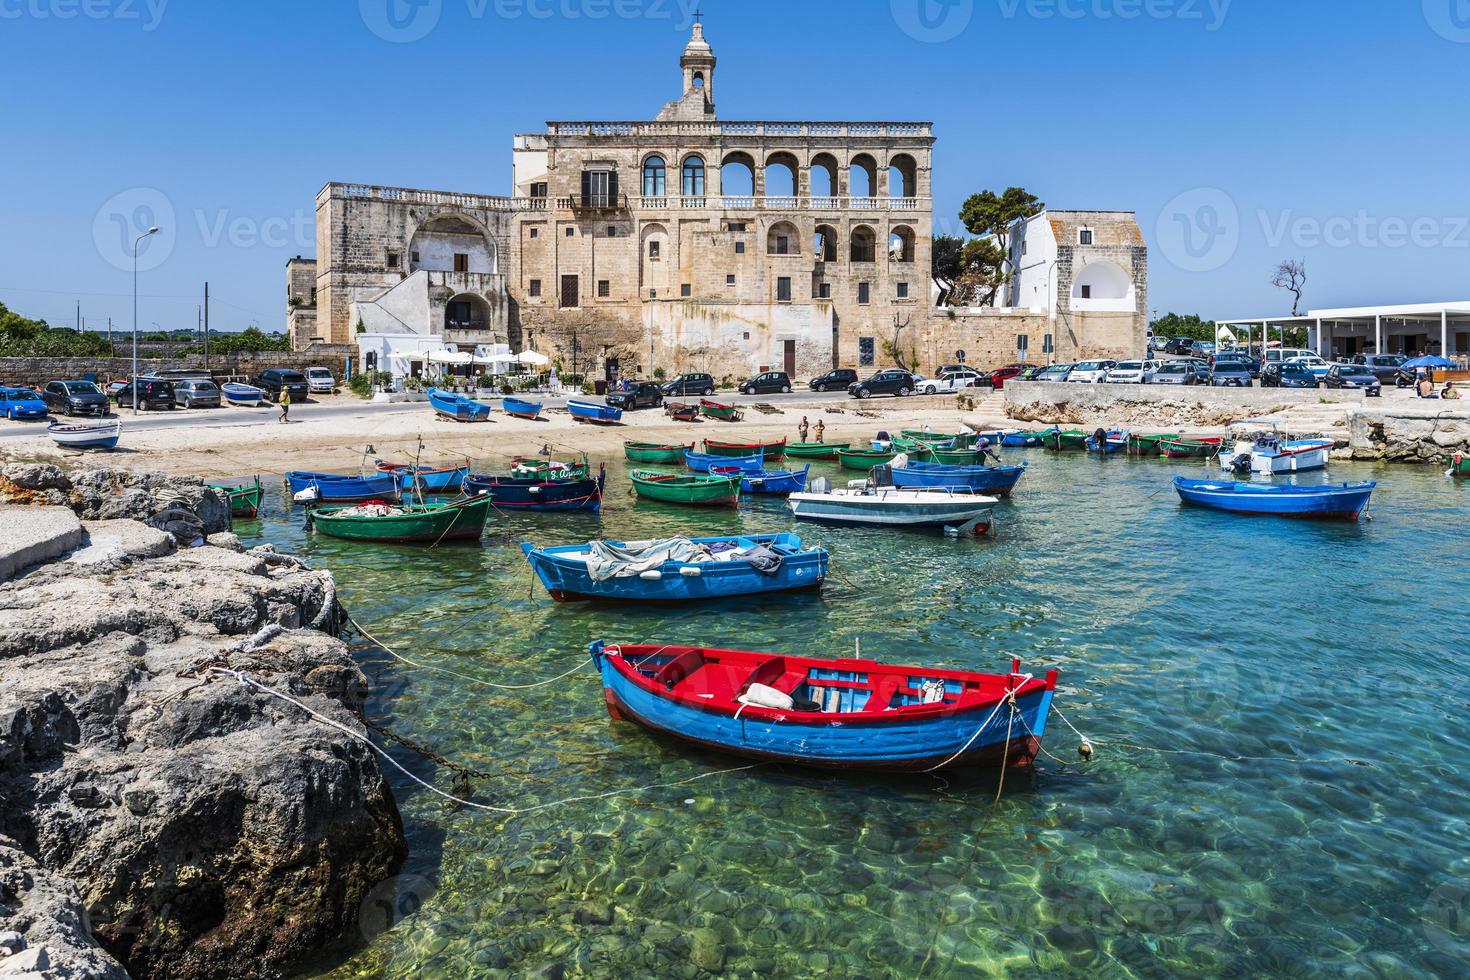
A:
[173, 379, 221, 408]
[1146, 362, 1204, 385]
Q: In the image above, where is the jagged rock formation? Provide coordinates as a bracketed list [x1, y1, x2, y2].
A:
[1347, 409, 1470, 462]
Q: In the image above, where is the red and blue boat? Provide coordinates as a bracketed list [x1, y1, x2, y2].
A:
[1173, 477, 1376, 520]
[466, 464, 605, 512]
[590, 641, 1058, 772]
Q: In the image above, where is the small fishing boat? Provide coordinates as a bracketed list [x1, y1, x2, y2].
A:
[567, 399, 623, 425]
[1045, 429, 1090, 452]
[589, 641, 1058, 771]
[784, 441, 848, 460]
[630, 469, 741, 507]
[521, 533, 827, 602]
[208, 477, 264, 518]
[685, 449, 765, 474]
[1173, 477, 1376, 520]
[1218, 435, 1334, 476]
[374, 459, 469, 493]
[509, 457, 590, 480]
[47, 419, 121, 450]
[1129, 432, 1179, 454]
[665, 402, 700, 423]
[1085, 428, 1131, 455]
[502, 396, 543, 420]
[926, 446, 986, 466]
[889, 437, 936, 461]
[1000, 429, 1052, 449]
[427, 388, 492, 422]
[788, 484, 997, 532]
[1452, 453, 1470, 479]
[222, 383, 266, 407]
[468, 467, 605, 512]
[902, 429, 976, 449]
[836, 447, 899, 470]
[1159, 436, 1223, 459]
[286, 471, 402, 504]
[724, 465, 810, 495]
[703, 438, 787, 460]
[308, 495, 491, 543]
[699, 399, 743, 422]
[624, 441, 693, 464]
[890, 461, 1027, 497]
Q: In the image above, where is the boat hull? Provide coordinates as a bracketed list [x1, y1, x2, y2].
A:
[502, 396, 543, 419]
[739, 466, 810, 495]
[1173, 477, 1375, 519]
[309, 496, 491, 543]
[890, 463, 1025, 497]
[703, 439, 787, 459]
[1453, 453, 1470, 479]
[208, 478, 264, 518]
[471, 475, 604, 512]
[286, 471, 402, 504]
[1046, 430, 1089, 452]
[698, 400, 742, 422]
[375, 461, 469, 493]
[1160, 438, 1222, 459]
[568, 399, 622, 424]
[222, 384, 265, 406]
[624, 442, 691, 464]
[1219, 439, 1333, 475]
[836, 449, 898, 470]
[784, 442, 848, 460]
[630, 470, 740, 506]
[427, 388, 492, 422]
[47, 420, 121, 449]
[788, 489, 996, 529]
[685, 450, 765, 474]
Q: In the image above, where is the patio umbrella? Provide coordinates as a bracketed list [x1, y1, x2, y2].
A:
[1401, 355, 1457, 369]
[515, 350, 550, 366]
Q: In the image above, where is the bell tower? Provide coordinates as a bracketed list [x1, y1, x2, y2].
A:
[658, 18, 716, 120]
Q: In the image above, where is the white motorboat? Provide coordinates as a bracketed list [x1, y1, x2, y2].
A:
[1219, 434, 1334, 475]
[787, 480, 997, 533]
[47, 419, 121, 450]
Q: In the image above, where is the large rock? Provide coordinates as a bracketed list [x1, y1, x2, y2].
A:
[1348, 408, 1470, 462]
[0, 528, 405, 978]
[0, 466, 231, 536]
[0, 836, 128, 979]
[0, 507, 83, 582]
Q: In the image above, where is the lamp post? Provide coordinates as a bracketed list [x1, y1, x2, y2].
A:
[132, 227, 160, 415]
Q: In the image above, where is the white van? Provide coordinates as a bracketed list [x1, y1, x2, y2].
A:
[305, 367, 335, 394]
[1263, 348, 1311, 365]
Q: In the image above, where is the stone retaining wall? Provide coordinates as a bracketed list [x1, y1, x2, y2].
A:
[0, 345, 358, 388]
[1347, 408, 1470, 462]
[1004, 381, 1364, 427]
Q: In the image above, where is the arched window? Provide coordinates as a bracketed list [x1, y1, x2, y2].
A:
[814, 225, 838, 263]
[681, 156, 706, 198]
[850, 226, 876, 263]
[642, 155, 666, 197]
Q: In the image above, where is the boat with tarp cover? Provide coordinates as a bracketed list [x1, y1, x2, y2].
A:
[589, 641, 1059, 771]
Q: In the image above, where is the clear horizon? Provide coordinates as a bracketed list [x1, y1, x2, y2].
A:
[3, 0, 1468, 335]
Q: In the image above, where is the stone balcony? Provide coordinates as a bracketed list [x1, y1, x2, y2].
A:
[628, 196, 930, 212]
[545, 120, 933, 139]
[423, 270, 507, 297]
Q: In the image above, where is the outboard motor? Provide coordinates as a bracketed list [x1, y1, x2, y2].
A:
[1092, 427, 1108, 446]
[868, 464, 893, 489]
[808, 476, 831, 495]
[1231, 452, 1254, 475]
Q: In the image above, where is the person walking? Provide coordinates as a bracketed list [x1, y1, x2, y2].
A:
[279, 388, 291, 423]
[798, 415, 810, 442]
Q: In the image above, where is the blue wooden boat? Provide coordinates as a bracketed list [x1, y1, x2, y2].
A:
[427, 388, 492, 422]
[286, 471, 401, 504]
[469, 467, 605, 512]
[1001, 429, 1052, 448]
[567, 399, 623, 424]
[502, 396, 543, 419]
[47, 419, 121, 450]
[685, 449, 765, 474]
[590, 641, 1058, 772]
[1085, 428, 1131, 455]
[1173, 477, 1376, 520]
[890, 461, 1027, 497]
[374, 459, 469, 493]
[521, 533, 827, 602]
[729, 465, 810, 495]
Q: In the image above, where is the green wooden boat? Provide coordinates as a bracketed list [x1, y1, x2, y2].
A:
[1159, 437, 1223, 459]
[784, 441, 849, 460]
[1451, 453, 1470, 478]
[629, 469, 740, 506]
[901, 429, 977, 450]
[1129, 433, 1179, 454]
[698, 399, 743, 422]
[208, 477, 264, 518]
[623, 441, 692, 464]
[308, 495, 492, 544]
[837, 448, 899, 470]
[928, 447, 985, 465]
[1046, 429, 1089, 452]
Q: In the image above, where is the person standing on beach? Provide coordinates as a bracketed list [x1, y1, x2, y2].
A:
[279, 388, 291, 423]
[798, 416, 809, 442]
[814, 418, 825, 443]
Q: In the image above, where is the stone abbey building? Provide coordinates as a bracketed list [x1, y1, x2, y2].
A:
[290, 23, 1145, 379]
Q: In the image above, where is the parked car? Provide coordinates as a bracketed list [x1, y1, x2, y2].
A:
[0, 387, 48, 420]
[605, 381, 664, 410]
[933, 363, 968, 377]
[985, 364, 1028, 389]
[848, 369, 917, 399]
[1163, 337, 1195, 356]
[808, 369, 857, 392]
[918, 369, 984, 394]
[1323, 364, 1382, 396]
[1208, 360, 1253, 387]
[1034, 363, 1074, 382]
[112, 378, 176, 410]
[41, 380, 110, 417]
[739, 371, 792, 395]
[1104, 361, 1149, 384]
[305, 367, 336, 394]
[1018, 366, 1046, 381]
[1067, 360, 1118, 383]
[663, 372, 716, 397]
[173, 378, 222, 409]
[1260, 363, 1319, 388]
[1188, 340, 1217, 359]
[1263, 347, 1312, 366]
[1349, 354, 1407, 383]
[1285, 355, 1332, 382]
[253, 369, 310, 403]
[1146, 362, 1204, 385]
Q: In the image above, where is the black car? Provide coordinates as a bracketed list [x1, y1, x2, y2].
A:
[1350, 354, 1407, 383]
[605, 381, 663, 410]
[41, 379, 110, 417]
[252, 369, 309, 403]
[739, 371, 792, 395]
[1163, 337, 1195, 356]
[809, 369, 857, 392]
[112, 378, 176, 410]
[848, 369, 917, 399]
[1261, 363, 1319, 388]
[662, 373, 716, 397]
[1208, 359, 1253, 387]
[1324, 364, 1382, 396]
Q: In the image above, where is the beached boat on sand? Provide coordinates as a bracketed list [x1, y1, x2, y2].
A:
[222, 383, 266, 407]
[47, 419, 121, 450]
[427, 388, 492, 422]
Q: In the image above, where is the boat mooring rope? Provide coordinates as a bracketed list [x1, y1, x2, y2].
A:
[349, 616, 592, 691]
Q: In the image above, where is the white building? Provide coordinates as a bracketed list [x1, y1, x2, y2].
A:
[1219, 301, 1470, 360]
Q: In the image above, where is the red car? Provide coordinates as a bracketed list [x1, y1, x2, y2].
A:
[986, 364, 1029, 389]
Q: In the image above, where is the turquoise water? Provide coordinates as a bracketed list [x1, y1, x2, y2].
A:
[239, 453, 1470, 978]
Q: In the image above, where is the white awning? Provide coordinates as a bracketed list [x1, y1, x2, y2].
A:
[514, 350, 550, 366]
[427, 350, 474, 365]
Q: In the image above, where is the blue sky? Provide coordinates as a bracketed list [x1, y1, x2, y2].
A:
[2, 0, 1468, 333]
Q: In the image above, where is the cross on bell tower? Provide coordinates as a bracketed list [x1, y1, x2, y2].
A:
[679, 15, 716, 112]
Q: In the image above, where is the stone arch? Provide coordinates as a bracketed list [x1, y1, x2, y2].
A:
[1071, 260, 1135, 310]
[849, 154, 878, 199]
[444, 292, 493, 334]
[809, 153, 839, 198]
[889, 225, 916, 262]
[767, 220, 800, 256]
[764, 151, 799, 201]
[408, 212, 498, 274]
[850, 224, 876, 263]
[720, 151, 756, 198]
[888, 154, 917, 198]
[640, 222, 670, 293]
[641, 154, 668, 198]
[814, 224, 839, 263]
[680, 154, 707, 198]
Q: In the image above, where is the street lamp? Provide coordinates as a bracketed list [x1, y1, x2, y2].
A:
[132, 227, 160, 415]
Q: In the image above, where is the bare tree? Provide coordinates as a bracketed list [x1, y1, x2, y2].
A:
[1271, 259, 1307, 317]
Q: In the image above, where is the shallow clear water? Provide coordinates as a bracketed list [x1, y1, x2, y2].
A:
[238, 452, 1470, 978]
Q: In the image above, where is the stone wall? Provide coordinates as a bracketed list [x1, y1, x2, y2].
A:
[1004, 380, 1365, 427]
[0, 345, 358, 388]
[1348, 408, 1470, 462]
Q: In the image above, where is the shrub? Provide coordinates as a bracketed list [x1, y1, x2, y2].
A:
[653, 366, 667, 381]
[349, 372, 373, 399]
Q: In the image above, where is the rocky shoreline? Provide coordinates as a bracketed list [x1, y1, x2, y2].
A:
[0, 465, 406, 979]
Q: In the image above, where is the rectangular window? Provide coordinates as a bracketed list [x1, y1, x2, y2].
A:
[565, 227, 575, 237]
[386, 252, 400, 269]
[859, 337, 875, 367]
[649, 288, 657, 299]
[530, 182, 548, 198]
[410, 251, 420, 263]
[560, 275, 579, 308]
[774, 235, 789, 255]
[606, 226, 617, 237]
[1081, 285, 1092, 299]
[581, 169, 616, 208]
[529, 279, 542, 298]
[1079, 228, 1094, 245]
[597, 279, 610, 298]
[681, 283, 692, 297]
[453, 253, 468, 273]
[857, 282, 870, 305]
[896, 282, 909, 299]
[726, 274, 735, 286]
[735, 242, 745, 254]
[649, 240, 661, 258]
[1017, 334, 1030, 352]
[776, 277, 791, 302]
[817, 282, 831, 299]
[1022, 240, 1028, 255]
[310, 287, 317, 304]
[528, 229, 538, 239]
[726, 222, 746, 232]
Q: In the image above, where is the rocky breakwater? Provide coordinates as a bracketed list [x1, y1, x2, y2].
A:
[1347, 407, 1470, 462]
[0, 464, 406, 979]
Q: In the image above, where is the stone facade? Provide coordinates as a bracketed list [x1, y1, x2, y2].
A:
[0, 347, 358, 389]
[285, 256, 319, 348]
